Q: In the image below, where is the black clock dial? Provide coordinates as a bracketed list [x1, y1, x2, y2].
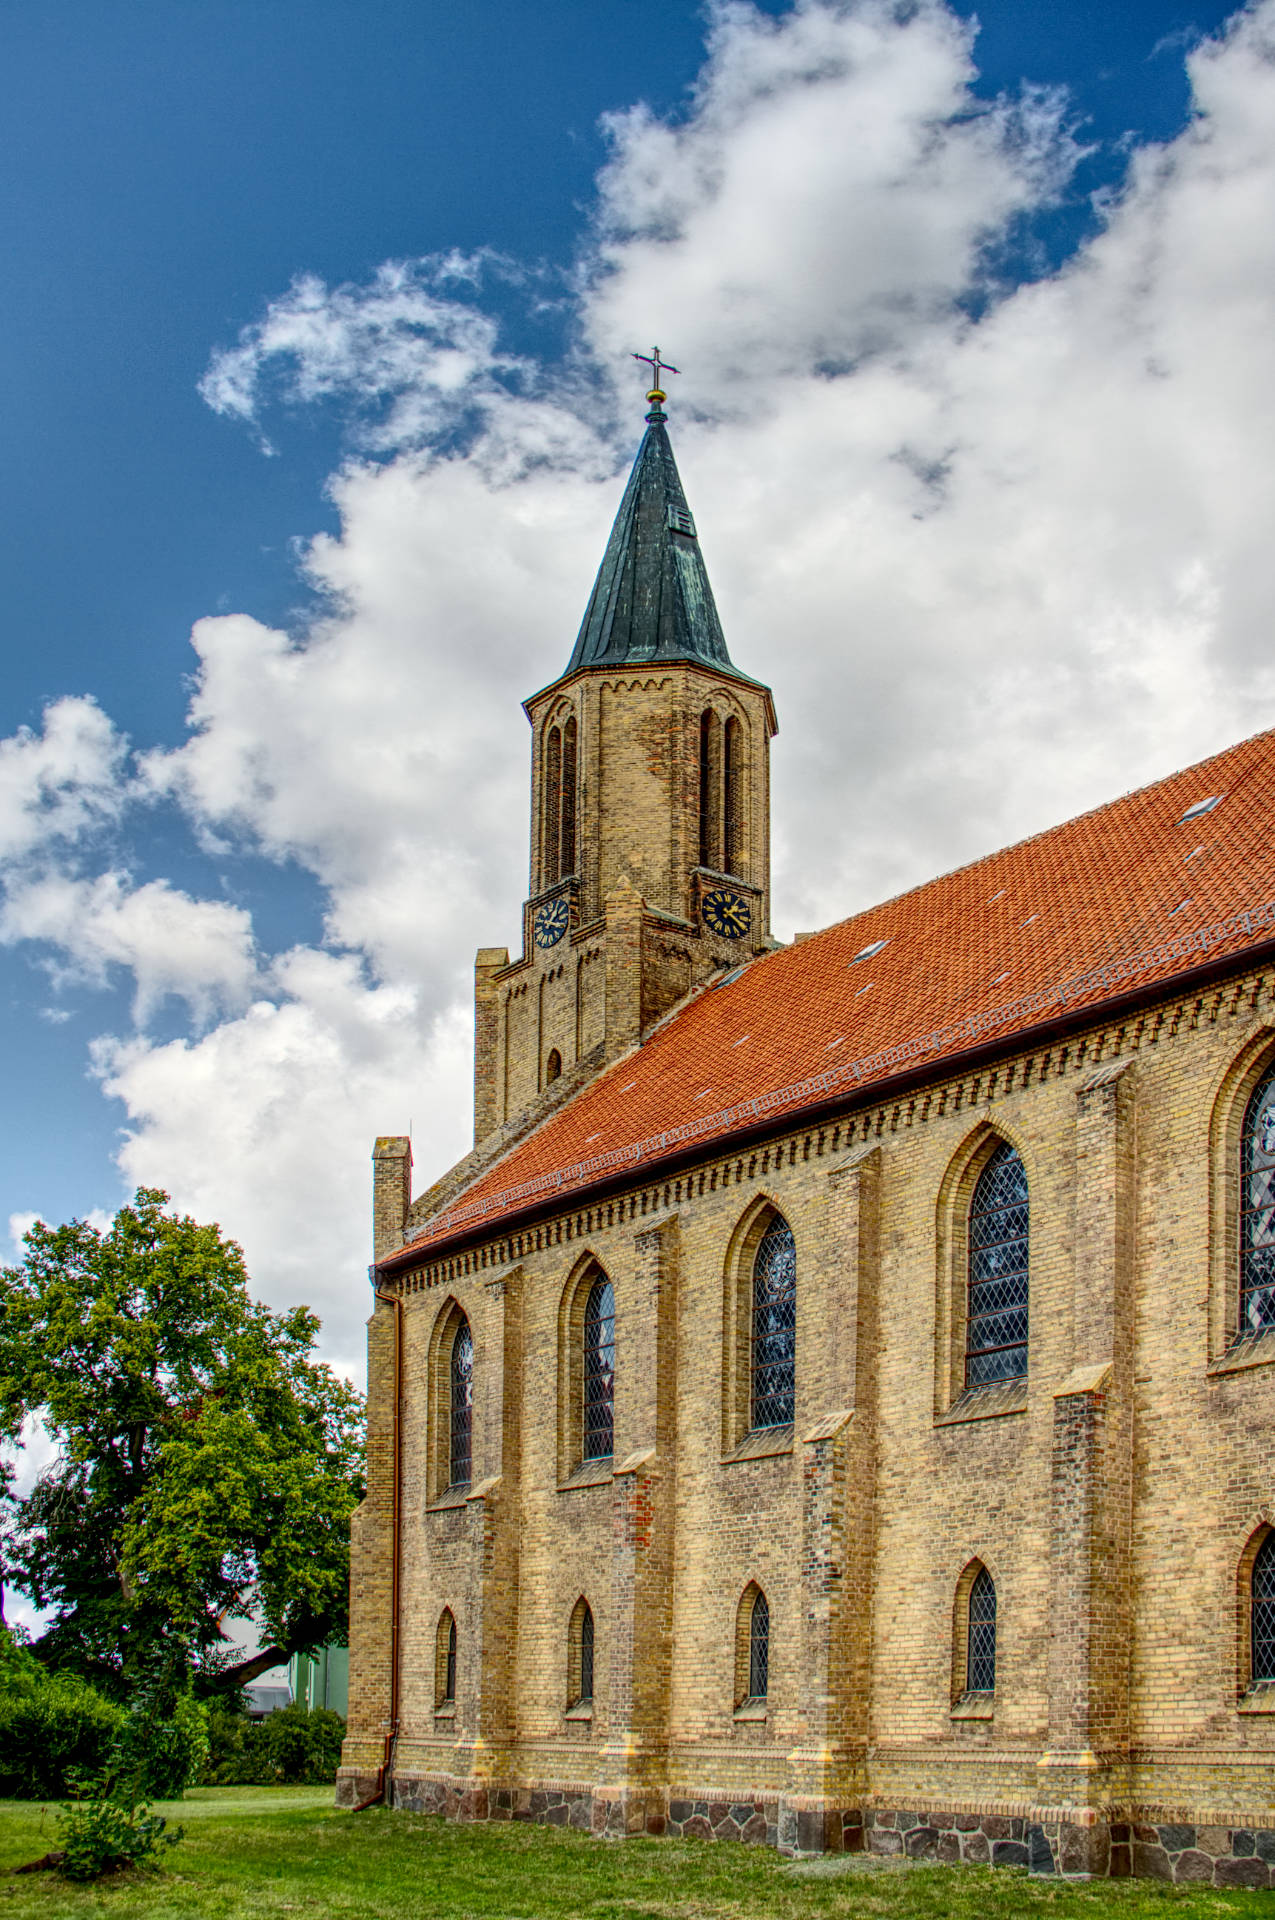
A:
[534, 896, 570, 949]
[701, 888, 751, 940]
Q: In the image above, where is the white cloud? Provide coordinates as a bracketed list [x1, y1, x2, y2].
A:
[197, 257, 530, 455]
[0, 872, 259, 1025]
[0, 698, 127, 864]
[4, 0, 1275, 1379]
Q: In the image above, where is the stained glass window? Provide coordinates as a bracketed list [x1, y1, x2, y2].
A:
[967, 1567, 997, 1693]
[449, 1316, 473, 1489]
[752, 1217, 796, 1429]
[444, 1614, 457, 1703]
[1240, 1068, 1275, 1340]
[580, 1603, 594, 1704]
[1253, 1535, 1275, 1684]
[584, 1276, 615, 1461]
[966, 1144, 1029, 1386]
[749, 1589, 769, 1700]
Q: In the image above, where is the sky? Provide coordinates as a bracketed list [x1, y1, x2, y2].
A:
[2, 0, 1273, 1425]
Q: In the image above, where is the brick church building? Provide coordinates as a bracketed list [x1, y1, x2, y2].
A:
[338, 376, 1275, 1886]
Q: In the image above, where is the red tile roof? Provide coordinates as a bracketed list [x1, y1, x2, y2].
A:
[393, 726, 1275, 1265]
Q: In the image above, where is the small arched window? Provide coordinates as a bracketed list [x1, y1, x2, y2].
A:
[966, 1143, 1029, 1385]
[1240, 1066, 1275, 1340]
[1253, 1535, 1275, 1684]
[735, 1583, 769, 1707]
[568, 1597, 595, 1709]
[751, 1215, 796, 1430]
[436, 1608, 457, 1708]
[583, 1276, 615, 1461]
[967, 1567, 997, 1693]
[545, 1048, 562, 1085]
[449, 1315, 474, 1489]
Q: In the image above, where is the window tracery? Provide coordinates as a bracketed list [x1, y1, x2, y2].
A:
[967, 1566, 997, 1693]
[1253, 1534, 1275, 1684]
[966, 1143, 1029, 1385]
[1240, 1065, 1275, 1340]
[751, 1216, 795, 1429]
[583, 1276, 615, 1461]
[449, 1315, 473, 1489]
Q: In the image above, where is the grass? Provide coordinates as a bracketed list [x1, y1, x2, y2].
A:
[0, 1790, 1272, 1918]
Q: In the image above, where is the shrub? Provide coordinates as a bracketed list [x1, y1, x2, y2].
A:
[0, 1643, 124, 1800]
[204, 1700, 346, 1785]
[112, 1684, 209, 1800]
[56, 1794, 181, 1881]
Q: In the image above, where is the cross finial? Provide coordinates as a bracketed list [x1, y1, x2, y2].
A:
[632, 345, 679, 417]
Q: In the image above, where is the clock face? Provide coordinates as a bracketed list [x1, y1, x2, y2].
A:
[534, 896, 570, 949]
[701, 888, 751, 940]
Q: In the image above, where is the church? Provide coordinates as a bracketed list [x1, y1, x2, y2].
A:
[337, 369, 1275, 1888]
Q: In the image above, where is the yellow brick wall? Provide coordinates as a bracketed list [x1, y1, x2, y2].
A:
[342, 967, 1275, 1877]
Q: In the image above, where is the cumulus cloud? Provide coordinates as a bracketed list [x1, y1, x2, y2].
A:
[0, 698, 128, 863]
[197, 256, 532, 455]
[5, 0, 1275, 1375]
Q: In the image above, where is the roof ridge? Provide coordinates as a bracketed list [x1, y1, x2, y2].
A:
[395, 890, 1275, 1255]
[790, 721, 1275, 952]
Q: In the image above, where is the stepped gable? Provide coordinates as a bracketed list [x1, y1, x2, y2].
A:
[389, 724, 1275, 1265]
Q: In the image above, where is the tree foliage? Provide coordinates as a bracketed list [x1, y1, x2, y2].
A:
[0, 1189, 363, 1695]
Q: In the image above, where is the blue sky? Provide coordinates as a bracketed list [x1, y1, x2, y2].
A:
[1, 0, 1272, 1394]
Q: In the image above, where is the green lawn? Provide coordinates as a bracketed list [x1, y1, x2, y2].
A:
[0, 1789, 1271, 1918]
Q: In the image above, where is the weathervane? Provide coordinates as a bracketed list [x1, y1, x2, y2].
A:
[632, 345, 679, 414]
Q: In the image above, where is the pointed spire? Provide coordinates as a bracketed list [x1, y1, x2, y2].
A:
[565, 391, 732, 675]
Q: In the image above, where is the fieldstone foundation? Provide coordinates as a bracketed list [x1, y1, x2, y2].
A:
[339, 1773, 1275, 1885]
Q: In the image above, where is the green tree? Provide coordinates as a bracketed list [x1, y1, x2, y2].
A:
[0, 1189, 363, 1697]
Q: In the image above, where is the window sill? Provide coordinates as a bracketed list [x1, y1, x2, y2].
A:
[427, 1484, 472, 1512]
[564, 1701, 594, 1723]
[950, 1691, 995, 1721]
[1209, 1328, 1275, 1377]
[558, 1457, 613, 1491]
[936, 1378, 1027, 1427]
[1238, 1683, 1275, 1715]
[723, 1423, 794, 1464]
[434, 1705, 456, 1722]
[733, 1700, 767, 1723]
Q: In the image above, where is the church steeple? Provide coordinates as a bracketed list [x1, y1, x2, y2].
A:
[565, 397, 732, 674]
[471, 357, 777, 1148]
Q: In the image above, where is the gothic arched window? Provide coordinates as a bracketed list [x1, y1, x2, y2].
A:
[966, 1143, 1029, 1386]
[436, 1608, 457, 1708]
[734, 1583, 769, 1706]
[1240, 1066, 1275, 1339]
[568, 1597, 595, 1709]
[544, 726, 562, 887]
[699, 709, 721, 871]
[583, 1276, 615, 1461]
[449, 1315, 474, 1489]
[723, 716, 742, 876]
[1253, 1534, 1275, 1684]
[749, 1588, 770, 1699]
[967, 1567, 997, 1693]
[545, 1048, 562, 1085]
[560, 716, 578, 881]
[751, 1216, 796, 1430]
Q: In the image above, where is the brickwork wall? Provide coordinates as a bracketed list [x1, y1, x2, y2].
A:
[340, 968, 1275, 1876]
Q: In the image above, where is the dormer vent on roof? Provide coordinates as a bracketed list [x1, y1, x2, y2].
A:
[1180, 794, 1224, 821]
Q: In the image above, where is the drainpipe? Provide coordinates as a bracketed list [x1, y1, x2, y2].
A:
[353, 1277, 402, 1812]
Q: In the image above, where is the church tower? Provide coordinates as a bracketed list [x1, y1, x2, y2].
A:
[473, 367, 778, 1146]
